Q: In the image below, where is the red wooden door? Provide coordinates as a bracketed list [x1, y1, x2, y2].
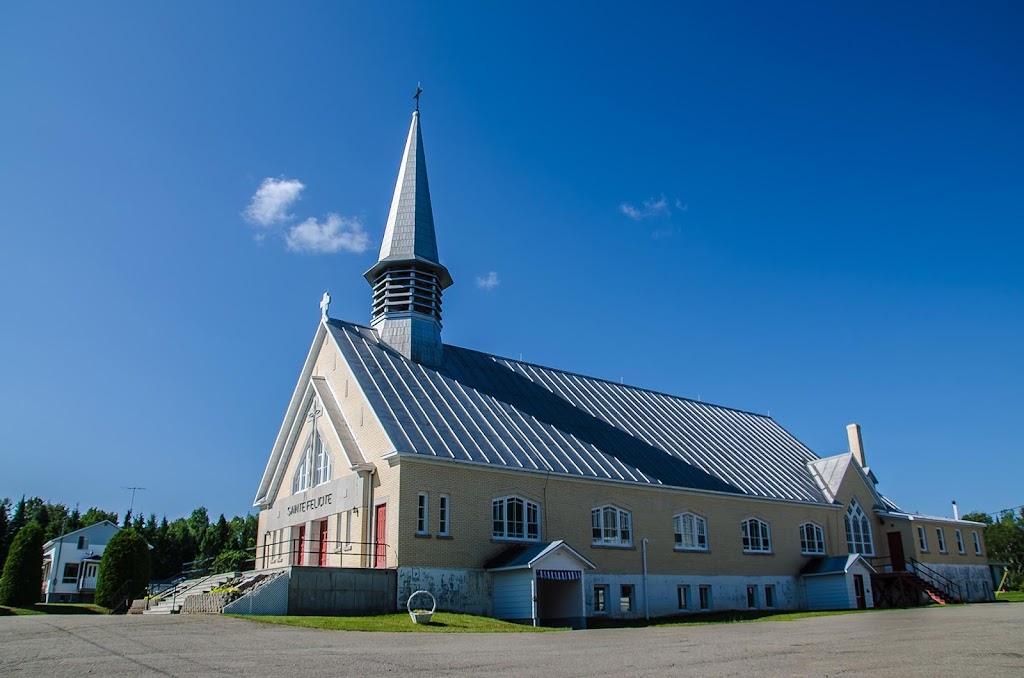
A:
[887, 531, 906, 571]
[318, 521, 329, 567]
[374, 504, 387, 568]
[296, 525, 306, 566]
[853, 574, 867, 609]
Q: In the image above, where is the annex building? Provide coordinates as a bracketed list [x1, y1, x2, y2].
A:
[252, 104, 993, 625]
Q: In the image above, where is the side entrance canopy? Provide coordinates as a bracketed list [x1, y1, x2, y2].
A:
[486, 540, 595, 628]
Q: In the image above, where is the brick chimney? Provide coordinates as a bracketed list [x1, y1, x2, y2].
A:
[847, 423, 866, 468]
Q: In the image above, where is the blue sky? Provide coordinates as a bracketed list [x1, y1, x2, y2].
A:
[1, 2, 1021, 523]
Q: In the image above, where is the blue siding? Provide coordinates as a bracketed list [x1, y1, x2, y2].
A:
[805, 575, 852, 610]
[493, 571, 533, 621]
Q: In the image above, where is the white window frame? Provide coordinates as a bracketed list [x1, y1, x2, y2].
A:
[698, 585, 712, 611]
[677, 584, 690, 611]
[62, 562, 79, 584]
[673, 512, 709, 551]
[844, 498, 875, 555]
[492, 496, 541, 541]
[416, 493, 429, 535]
[973, 531, 982, 555]
[591, 505, 632, 547]
[917, 525, 929, 552]
[313, 432, 332, 487]
[438, 494, 450, 537]
[955, 529, 965, 555]
[799, 522, 826, 555]
[936, 528, 947, 554]
[741, 517, 772, 554]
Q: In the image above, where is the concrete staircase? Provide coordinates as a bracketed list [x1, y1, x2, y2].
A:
[143, 572, 238, 614]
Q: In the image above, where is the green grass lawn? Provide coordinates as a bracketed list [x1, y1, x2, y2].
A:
[0, 603, 108, 616]
[996, 590, 1024, 603]
[231, 611, 566, 633]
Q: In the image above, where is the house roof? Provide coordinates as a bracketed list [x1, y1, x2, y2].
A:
[485, 540, 596, 571]
[43, 520, 120, 549]
[326, 319, 831, 504]
[800, 554, 876, 577]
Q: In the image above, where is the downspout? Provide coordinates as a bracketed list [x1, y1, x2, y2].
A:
[642, 537, 650, 621]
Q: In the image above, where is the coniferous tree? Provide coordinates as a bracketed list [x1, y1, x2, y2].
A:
[0, 499, 10, 579]
[81, 508, 118, 527]
[122, 510, 133, 529]
[94, 528, 151, 608]
[9, 496, 27, 535]
[66, 507, 83, 533]
[0, 522, 43, 607]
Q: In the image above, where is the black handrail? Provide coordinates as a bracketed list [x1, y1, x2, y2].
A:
[909, 558, 962, 602]
[107, 579, 134, 615]
[257, 538, 389, 569]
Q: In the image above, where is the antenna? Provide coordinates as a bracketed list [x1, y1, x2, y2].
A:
[121, 486, 146, 515]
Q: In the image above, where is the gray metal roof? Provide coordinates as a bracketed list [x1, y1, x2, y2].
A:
[377, 111, 439, 264]
[328, 319, 830, 504]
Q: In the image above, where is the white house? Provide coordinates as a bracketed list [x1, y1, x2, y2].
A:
[41, 520, 120, 603]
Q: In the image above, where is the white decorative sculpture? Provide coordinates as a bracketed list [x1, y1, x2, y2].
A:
[320, 291, 331, 321]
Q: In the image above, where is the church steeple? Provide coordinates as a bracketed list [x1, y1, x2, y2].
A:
[364, 106, 453, 367]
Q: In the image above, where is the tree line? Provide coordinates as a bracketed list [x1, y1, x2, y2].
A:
[0, 496, 258, 583]
[962, 509, 1024, 590]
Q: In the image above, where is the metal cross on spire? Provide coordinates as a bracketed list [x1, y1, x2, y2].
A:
[414, 83, 423, 111]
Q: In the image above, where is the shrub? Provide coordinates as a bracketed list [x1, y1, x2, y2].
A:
[95, 528, 151, 608]
[0, 522, 44, 607]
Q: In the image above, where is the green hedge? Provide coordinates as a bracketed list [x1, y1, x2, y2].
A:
[95, 528, 151, 608]
[0, 523, 44, 607]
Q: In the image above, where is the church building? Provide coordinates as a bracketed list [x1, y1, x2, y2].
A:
[252, 103, 992, 625]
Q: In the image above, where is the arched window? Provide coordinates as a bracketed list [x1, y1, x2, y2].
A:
[799, 522, 826, 555]
[292, 429, 331, 493]
[741, 518, 772, 553]
[845, 498, 874, 555]
[673, 512, 708, 551]
[492, 496, 540, 541]
[591, 505, 632, 546]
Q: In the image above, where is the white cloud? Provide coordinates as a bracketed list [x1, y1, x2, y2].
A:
[244, 177, 305, 226]
[619, 195, 670, 221]
[475, 271, 500, 291]
[285, 213, 370, 254]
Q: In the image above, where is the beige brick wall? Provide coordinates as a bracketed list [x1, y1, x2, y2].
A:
[394, 457, 846, 577]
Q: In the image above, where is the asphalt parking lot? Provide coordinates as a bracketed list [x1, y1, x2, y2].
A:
[1, 604, 1022, 677]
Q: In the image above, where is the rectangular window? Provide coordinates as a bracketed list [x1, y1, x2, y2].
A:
[416, 493, 428, 535]
[973, 531, 982, 555]
[917, 526, 929, 552]
[955, 529, 965, 555]
[438, 494, 450, 537]
[620, 584, 634, 612]
[677, 584, 690, 611]
[746, 585, 758, 609]
[698, 585, 712, 611]
[492, 497, 541, 541]
[77, 536, 89, 550]
[674, 513, 709, 551]
[764, 585, 776, 609]
[936, 528, 947, 554]
[593, 585, 608, 613]
[800, 523, 826, 555]
[591, 505, 633, 546]
[62, 563, 80, 584]
[742, 518, 772, 553]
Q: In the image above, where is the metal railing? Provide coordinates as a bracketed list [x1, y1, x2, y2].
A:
[909, 558, 962, 602]
[256, 538, 389, 570]
[108, 580, 134, 615]
[868, 555, 963, 603]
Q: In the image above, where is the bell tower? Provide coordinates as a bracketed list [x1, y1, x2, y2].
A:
[364, 105, 453, 367]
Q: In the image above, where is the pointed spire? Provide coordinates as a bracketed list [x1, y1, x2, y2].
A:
[374, 110, 445, 268]
[364, 103, 452, 367]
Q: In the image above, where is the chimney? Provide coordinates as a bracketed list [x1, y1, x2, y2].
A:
[952, 500, 959, 521]
[847, 423, 866, 468]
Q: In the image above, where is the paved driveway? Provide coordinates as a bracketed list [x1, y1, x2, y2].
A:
[1, 604, 1022, 677]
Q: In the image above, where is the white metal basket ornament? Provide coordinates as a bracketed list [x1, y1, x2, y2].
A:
[407, 589, 436, 624]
